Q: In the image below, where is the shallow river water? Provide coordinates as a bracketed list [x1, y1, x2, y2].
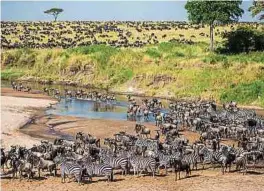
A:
[1, 80, 163, 122]
[2, 80, 263, 121]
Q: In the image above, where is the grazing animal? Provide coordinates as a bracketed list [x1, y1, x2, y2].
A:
[172, 159, 191, 181]
[129, 156, 156, 177]
[18, 160, 34, 180]
[37, 157, 57, 177]
[135, 124, 151, 138]
[84, 162, 114, 182]
[100, 154, 129, 175]
[61, 161, 83, 185]
[1, 148, 6, 172]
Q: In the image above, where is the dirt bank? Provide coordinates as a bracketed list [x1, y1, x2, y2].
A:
[20, 114, 204, 144]
[2, 167, 264, 191]
[0, 93, 56, 149]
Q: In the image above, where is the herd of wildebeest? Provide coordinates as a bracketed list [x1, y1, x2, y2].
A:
[1, 82, 264, 184]
[1, 21, 262, 49]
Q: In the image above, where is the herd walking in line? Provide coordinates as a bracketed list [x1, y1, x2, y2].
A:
[1, 82, 264, 184]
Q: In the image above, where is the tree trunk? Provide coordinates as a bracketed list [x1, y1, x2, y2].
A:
[54, 14, 58, 22]
[210, 23, 214, 51]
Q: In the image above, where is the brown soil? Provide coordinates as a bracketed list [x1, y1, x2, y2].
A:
[1, 88, 264, 191]
[20, 114, 206, 144]
[1, 168, 264, 191]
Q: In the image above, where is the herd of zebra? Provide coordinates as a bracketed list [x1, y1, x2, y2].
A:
[2, 82, 264, 184]
[1, 124, 263, 184]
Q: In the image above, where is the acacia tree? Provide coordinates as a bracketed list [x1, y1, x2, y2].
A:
[248, 0, 264, 20]
[185, 1, 244, 51]
[44, 8, 64, 21]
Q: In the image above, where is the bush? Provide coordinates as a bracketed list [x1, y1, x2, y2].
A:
[220, 27, 264, 53]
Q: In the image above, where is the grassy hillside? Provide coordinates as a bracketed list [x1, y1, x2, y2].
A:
[2, 42, 264, 107]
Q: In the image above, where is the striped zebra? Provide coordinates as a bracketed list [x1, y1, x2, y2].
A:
[156, 152, 171, 175]
[235, 150, 262, 175]
[199, 146, 222, 169]
[60, 161, 83, 185]
[182, 151, 200, 170]
[99, 154, 129, 175]
[84, 162, 113, 182]
[135, 139, 158, 152]
[232, 147, 244, 157]
[235, 153, 248, 174]
[129, 155, 156, 177]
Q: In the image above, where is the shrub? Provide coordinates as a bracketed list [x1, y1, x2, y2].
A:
[220, 27, 264, 53]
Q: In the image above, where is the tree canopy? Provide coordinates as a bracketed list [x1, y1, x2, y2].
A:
[248, 0, 264, 20]
[44, 8, 64, 21]
[185, 0, 244, 51]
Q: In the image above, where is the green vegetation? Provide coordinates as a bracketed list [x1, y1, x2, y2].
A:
[185, 0, 244, 51]
[2, 42, 264, 106]
[220, 27, 264, 53]
[44, 8, 64, 21]
[221, 80, 264, 106]
[248, 0, 264, 20]
[1, 69, 26, 80]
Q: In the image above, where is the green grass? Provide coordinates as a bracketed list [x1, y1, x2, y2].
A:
[1, 42, 264, 107]
[220, 80, 264, 106]
[1, 68, 26, 80]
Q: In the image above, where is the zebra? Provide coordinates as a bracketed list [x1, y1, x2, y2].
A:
[84, 162, 113, 182]
[213, 146, 236, 174]
[99, 154, 129, 175]
[135, 139, 158, 153]
[199, 146, 221, 169]
[182, 150, 200, 170]
[129, 155, 156, 177]
[236, 150, 263, 175]
[156, 152, 171, 175]
[60, 161, 83, 185]
[231, 147, 244, 157]
[235, 153, 248, 174]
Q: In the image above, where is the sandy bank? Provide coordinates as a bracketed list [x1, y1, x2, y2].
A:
[0, 95, 56, 149]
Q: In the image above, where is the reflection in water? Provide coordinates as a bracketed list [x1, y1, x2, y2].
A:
[45, 97, 158, 122]
[93, 102, 115, 112]
[46, 98, 130, 121]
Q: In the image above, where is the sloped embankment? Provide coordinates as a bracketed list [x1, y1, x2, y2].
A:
[1, 43, 264, 106]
